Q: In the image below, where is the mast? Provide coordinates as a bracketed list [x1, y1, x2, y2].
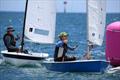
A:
[21, 0, 28, 51]
[63, 1, 67, 13]
[86, 0, 90, 54]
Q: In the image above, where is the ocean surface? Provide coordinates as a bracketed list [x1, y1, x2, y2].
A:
[0, 12, 120, 80]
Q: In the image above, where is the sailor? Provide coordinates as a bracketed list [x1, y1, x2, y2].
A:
[3, 26, 20, 52]
[83, 44, 93, 60]
[54, 32, 78, 61]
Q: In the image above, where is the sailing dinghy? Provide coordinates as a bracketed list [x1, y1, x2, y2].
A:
[1, 0, 56, 66]
[42, 0, 109, 72]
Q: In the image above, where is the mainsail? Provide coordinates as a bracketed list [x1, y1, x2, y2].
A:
[24, 0, 56, 44]
[87, 0, 106, 46]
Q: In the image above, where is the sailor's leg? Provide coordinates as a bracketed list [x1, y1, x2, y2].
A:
[8, 48, 19, 52]
[64, 56, 76, 61]
[54, 57, 63, 62]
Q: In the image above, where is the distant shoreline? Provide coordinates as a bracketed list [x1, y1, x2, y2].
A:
[0, 11, 120, 14]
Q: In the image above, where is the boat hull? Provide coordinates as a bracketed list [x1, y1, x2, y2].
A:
[109, 59, 120, 67]
[1, 50, 48, 66]
[2, 57, 42, 66]
[42, 59, 109, 72]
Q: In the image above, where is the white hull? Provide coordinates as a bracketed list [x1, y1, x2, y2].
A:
[2, 57, 41, 66]
[1, 50, 48, 66]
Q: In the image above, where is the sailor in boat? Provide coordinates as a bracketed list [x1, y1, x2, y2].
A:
[54, 32, 78, 61]
[83, 43, 94, 60]
[3, 26, 28, 53]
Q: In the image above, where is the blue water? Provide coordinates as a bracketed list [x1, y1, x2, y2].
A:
[0, 12, 120, 80]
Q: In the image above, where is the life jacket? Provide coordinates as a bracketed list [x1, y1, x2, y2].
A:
[54, 43, 68, 59]
[3, 33, 16, 49]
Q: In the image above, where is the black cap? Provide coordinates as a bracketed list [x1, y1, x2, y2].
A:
[7, 26, 15, 32]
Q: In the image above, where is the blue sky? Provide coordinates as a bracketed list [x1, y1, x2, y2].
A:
[0, 0, 120, 13]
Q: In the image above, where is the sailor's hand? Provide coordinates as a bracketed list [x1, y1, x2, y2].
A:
[16, 48, 20, 53]
[16, 34, 21, 40]
[15, 33, 22, 41]
[63, 40, 68, 44]
[73, 45, 79, 50]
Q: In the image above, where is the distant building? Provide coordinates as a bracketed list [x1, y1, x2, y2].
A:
[63, 1, 67, 13]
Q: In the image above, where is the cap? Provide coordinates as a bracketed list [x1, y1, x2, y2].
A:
[7, 26, 15, 32]
[58, 32, 68, 37]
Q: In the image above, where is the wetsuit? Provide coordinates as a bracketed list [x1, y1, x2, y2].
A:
[54, 40, 76, 61]
[3, 33, 19, 52]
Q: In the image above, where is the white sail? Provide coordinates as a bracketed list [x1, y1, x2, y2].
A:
[25, 0, 56, 44]
[87, 0, 106, 46]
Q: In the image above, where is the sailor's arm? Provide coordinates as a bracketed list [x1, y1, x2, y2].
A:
[67, 46, 75, 50]
[15, 35, 20, 41]
[68, 45, 78, 51]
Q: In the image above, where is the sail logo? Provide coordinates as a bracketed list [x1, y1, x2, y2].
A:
[29, 28, 33, 32]
[34, 28, 49, 36]
[92, 33, 95, 37]
[99, 34, 102, 39]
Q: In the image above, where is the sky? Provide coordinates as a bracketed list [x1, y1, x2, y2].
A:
[0, 0, 120, 13]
